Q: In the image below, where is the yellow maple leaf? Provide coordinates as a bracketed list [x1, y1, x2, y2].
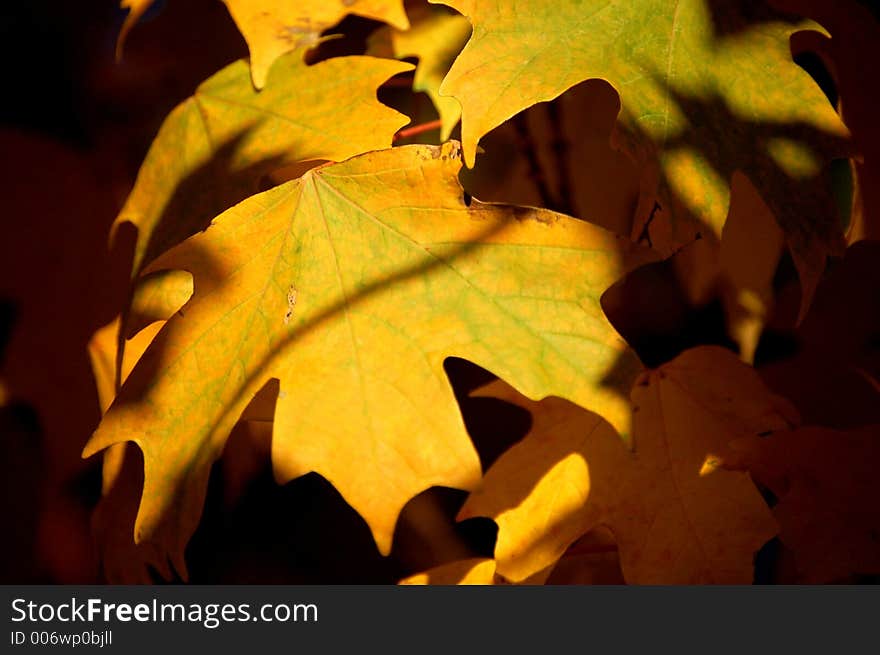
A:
[222, 0, 409, 88]
[115, 52, 412, 275]
[83, 142, 656, 578]
[113, 0, 410, 89]
[87, 270, 194, 582]
[399, 557, 496, 584]
[367, 4, 471, 140]
[433, 0, 849, 318]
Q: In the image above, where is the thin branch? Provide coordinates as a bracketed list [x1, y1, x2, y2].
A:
[546, 100, 577, 216]
[637, 201, 662, 249]
[393, 119, 443, 142]
[513, 113, 557, 211]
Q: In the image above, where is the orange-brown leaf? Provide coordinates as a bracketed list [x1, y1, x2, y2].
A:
[729, 424, 880, 582]
[461, 346, 794, 583]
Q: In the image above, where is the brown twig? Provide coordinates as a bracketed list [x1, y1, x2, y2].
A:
[513, 112, 557, 211]
[546, 100, 577, 216]
[393, 119, 443, 142]
[637, 201, 662, 249]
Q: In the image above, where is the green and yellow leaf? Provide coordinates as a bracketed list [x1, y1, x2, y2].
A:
[432, 0, 849, 315]
[87, 269, 195, 583]
[368, 4, 471, 140]
[222, 0, 409, 88]
[84, 142, 656, 578]
[115, 52, 412, 275]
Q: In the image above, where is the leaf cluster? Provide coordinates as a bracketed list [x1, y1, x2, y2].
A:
[78, 0, 880, 584]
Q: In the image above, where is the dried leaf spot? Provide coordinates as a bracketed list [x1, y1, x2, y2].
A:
[445, 140, 461, 159]
[532, 212, 557, 226]
[434, 140, 460, 160]
[511, 206, 556, 226]
[284, 284, 298, 325]
[279, 23, 320, 48]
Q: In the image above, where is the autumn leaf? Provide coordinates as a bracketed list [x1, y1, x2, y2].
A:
[87, 269, 194, 583]
[83, 141, 657, 578]
[221, 0, 409, 89]
[650, 173, 784, 366]
[89, 263, 271, 582]
[460, 346, 795, 584]
[115, 52, 412, 275]
[399, 530, 625, 585]
[116, 0, 155, 61]
[771, 0, 880, 244]
[90, 322, 164, 418]
[88, 325, 168, 583]
[433, 0, 849, 316]
[399, 558, 496, 584]
[112, 0, 410, 90]
[90, 268, 194, 416]
[458, 86, 780, 367]
[367, 3, 471, 140]
[543, 529, 625, 585]
[728, 424, 880, 582]
[715, 175, 785, 363]
[756, 241, 880, 430]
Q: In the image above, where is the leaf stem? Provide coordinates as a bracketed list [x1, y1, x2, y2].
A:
[546, 100, 577, 216]
[393, 119, 443, 142]
[513, 113, 557, 211]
